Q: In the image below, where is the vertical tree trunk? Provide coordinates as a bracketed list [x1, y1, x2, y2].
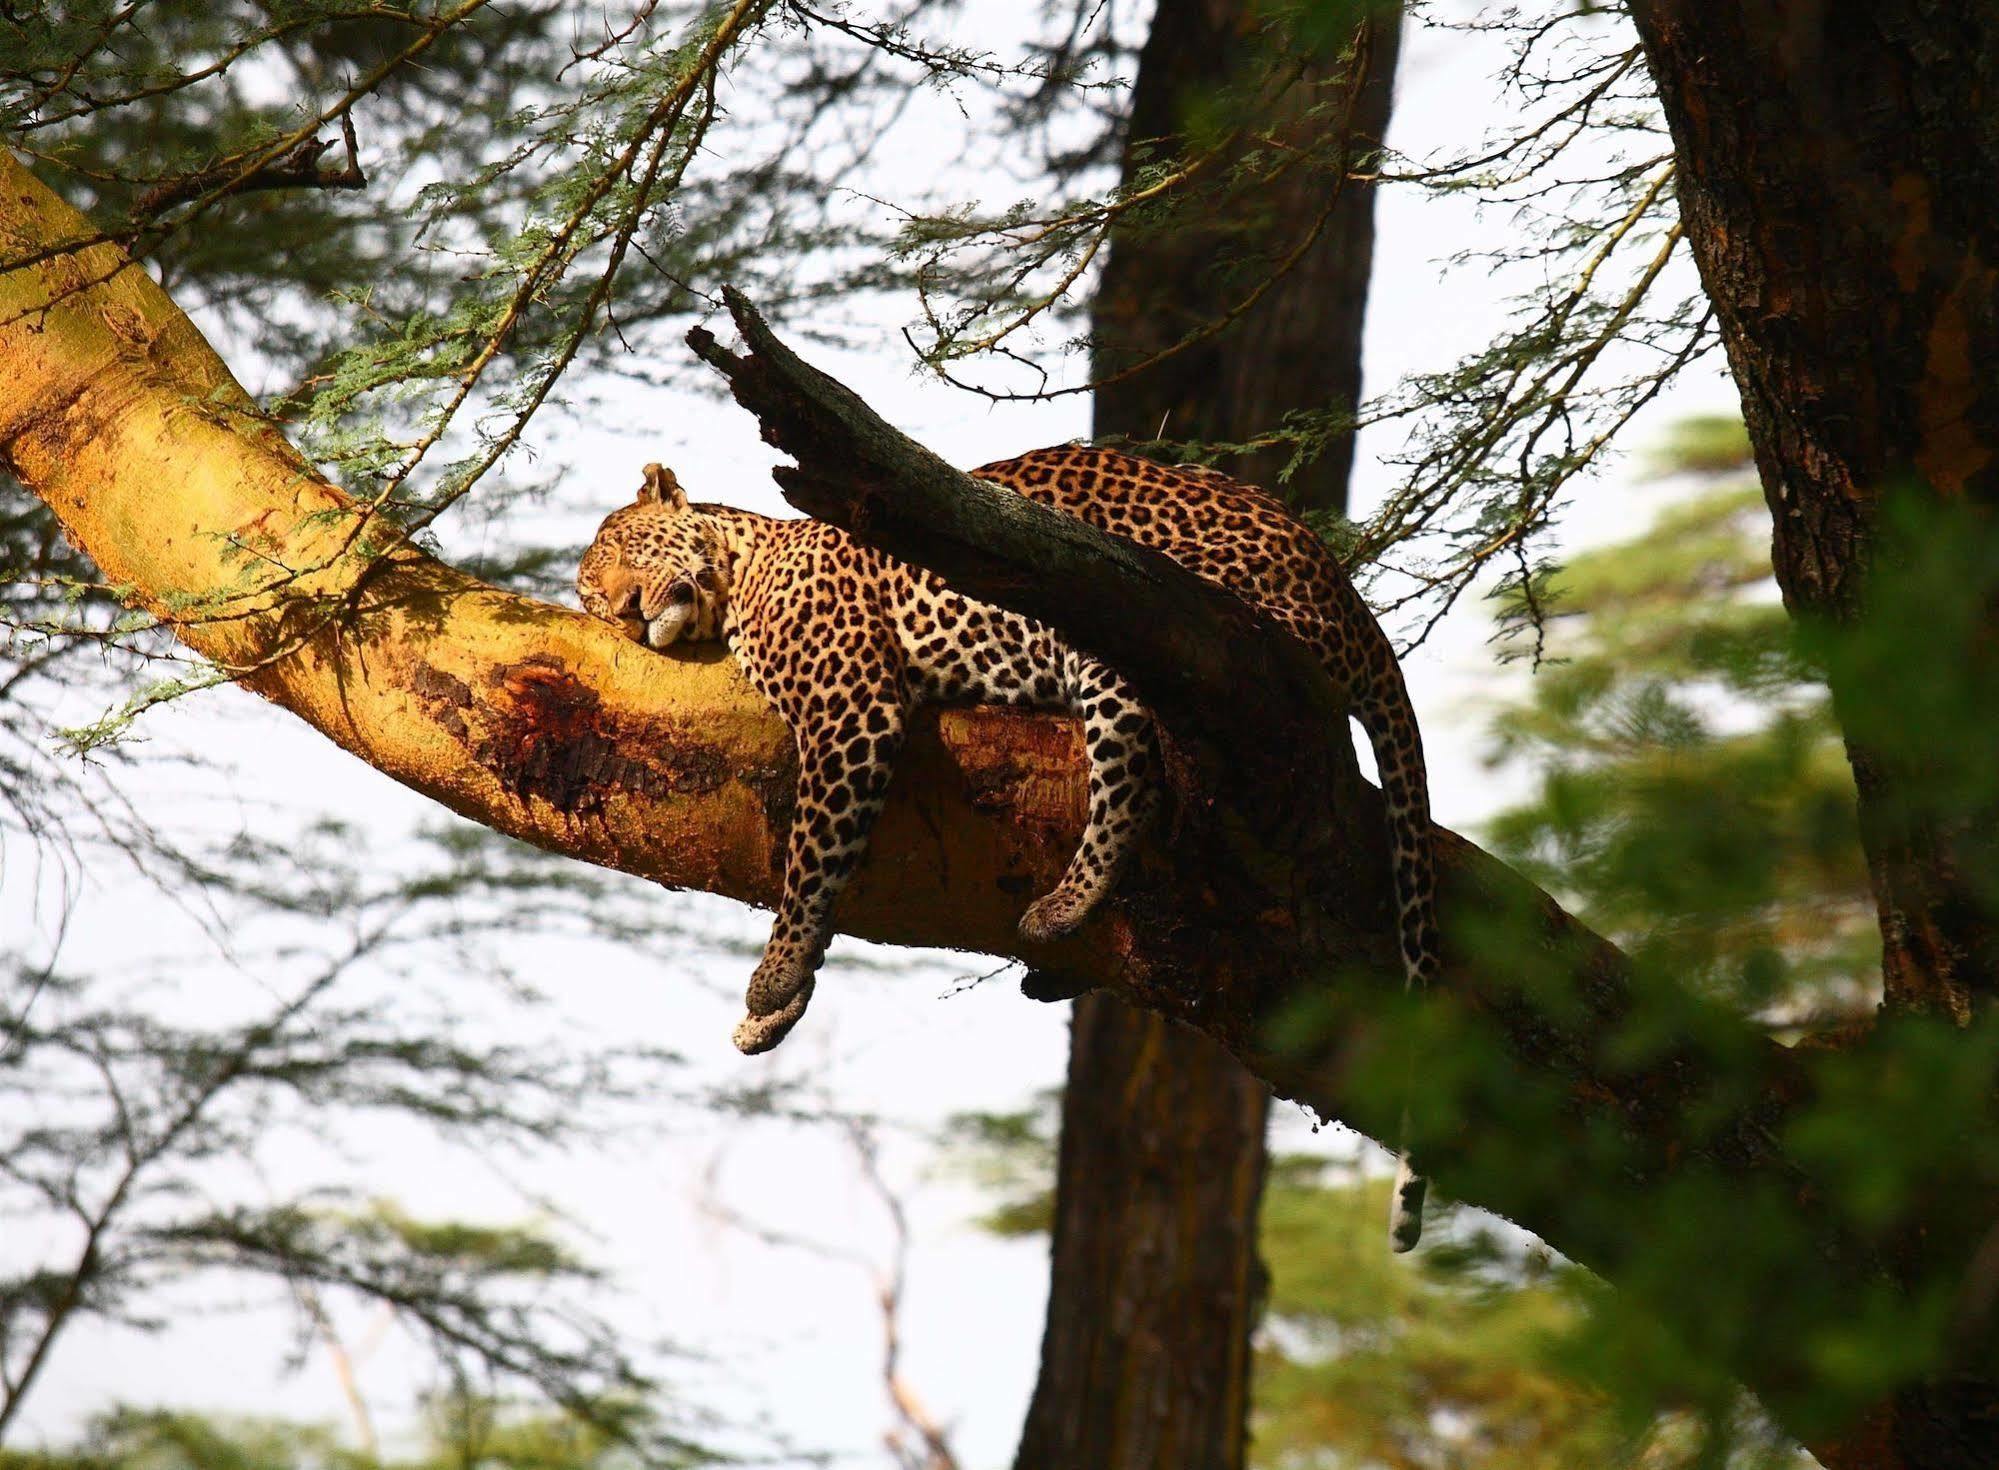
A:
[1016, 996, 1271, 1470]
[1630, 5, 1999, 1466]
[1091, 1, 1399, 512]
[1631, 0, 1999, 1025]
[1013, 9, 1400, 1468]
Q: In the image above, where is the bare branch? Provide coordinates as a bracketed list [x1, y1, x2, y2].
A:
[133, 118, 366, 218]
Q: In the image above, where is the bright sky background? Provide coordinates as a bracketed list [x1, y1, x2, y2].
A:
[4, 4, 1744, 1465]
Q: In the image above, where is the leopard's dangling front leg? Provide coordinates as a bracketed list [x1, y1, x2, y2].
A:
[1018, 654, 1160, 944]
[734, 687, 909, 1054]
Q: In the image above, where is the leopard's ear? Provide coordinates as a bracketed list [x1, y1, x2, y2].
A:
[638, 462, 689, 511]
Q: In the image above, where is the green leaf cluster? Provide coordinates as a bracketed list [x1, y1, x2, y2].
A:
[1483, 418, 1876, 1027]
[1254, 1163, 1807, 1469]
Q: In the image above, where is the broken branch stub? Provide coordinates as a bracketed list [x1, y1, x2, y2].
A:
[685, 287, 1357, 835]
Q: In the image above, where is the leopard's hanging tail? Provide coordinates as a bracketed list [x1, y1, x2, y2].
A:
[1354, 657, 1437, 1254]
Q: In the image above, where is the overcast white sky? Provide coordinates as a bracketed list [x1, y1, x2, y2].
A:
[4, 4, 1744, 1465]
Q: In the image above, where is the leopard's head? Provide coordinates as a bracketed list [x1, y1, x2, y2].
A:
[577, 463, 733, 648]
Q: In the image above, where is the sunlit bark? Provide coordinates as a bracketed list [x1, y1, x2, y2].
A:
[0, 149, 1105, 972]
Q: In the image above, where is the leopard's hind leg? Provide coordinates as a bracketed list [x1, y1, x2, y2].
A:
[1018, 653, 1159, 944]
[735, 682, 909, 1054]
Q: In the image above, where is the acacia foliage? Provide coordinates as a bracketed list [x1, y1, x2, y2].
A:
[5, 2, 1706, 646]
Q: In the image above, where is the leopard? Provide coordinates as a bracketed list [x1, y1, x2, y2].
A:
[577, 443, 1437, 1249]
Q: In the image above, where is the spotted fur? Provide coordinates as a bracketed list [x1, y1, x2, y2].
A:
[578, 446, 1436, 1248]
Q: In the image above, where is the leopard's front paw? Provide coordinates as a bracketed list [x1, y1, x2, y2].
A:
[733, 979, 814, 1055]
[1018, 889, 1089, 945]
[735, 952, 815, 1055]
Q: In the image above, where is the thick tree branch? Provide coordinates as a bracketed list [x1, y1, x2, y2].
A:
[685, 290, 1914, 1455]
[689, 291, 1801, 1161]
[0, 147, 1097, 974]
[0, 151, 1900, 1452]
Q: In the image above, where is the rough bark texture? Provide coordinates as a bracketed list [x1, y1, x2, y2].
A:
[1015, 8, 1400, 1468]
[1631, 1, 1999, 1026]
[1094, 0, 1399, 511]
[1627, 6, 1999, 1466]
[0, 147, 1949, 1464]
[1016, 998, 1269, 1470]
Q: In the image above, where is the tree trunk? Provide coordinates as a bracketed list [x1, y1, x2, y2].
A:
[1092, 0, 1398, 511]
[1016, 997, 1269, 1470]
[1629, 5, 1999, 1465]
[1630, 0, 1999, 1025]
[1015, 7, 1399, 1469]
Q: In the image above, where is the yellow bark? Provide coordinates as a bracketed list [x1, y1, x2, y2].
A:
[0, 148, 1113, 976]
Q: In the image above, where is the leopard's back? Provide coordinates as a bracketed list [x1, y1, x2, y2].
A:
[970, 444, 1383, 691]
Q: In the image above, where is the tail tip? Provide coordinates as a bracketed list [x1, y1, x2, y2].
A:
[1388, 1159, 1428, 1253]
